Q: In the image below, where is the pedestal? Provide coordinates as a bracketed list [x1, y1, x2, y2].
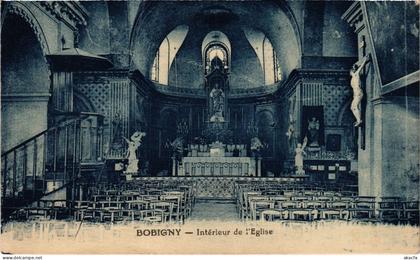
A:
[126, 159, 138, 173]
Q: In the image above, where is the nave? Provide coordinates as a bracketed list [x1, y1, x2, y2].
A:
[3, 178, 418, 225]
[1, 178, 419, 254]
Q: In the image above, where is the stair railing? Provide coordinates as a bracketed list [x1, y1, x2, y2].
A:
[1, 112, 104, 206]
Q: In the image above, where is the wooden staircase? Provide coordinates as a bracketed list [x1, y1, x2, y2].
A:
[1, 112, 105, 221]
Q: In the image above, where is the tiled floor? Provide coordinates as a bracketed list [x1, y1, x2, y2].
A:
[190, 200, 238, 221]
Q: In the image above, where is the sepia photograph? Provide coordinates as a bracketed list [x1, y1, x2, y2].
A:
[0, 0, 419, 256]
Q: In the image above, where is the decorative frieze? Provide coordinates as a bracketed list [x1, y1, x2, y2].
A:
[3, 3, 50, 55]
[341, 2, 364, 33]
[38, 1, 88, 30]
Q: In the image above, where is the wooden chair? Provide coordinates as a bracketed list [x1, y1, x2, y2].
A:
[402, 201, 419, 225]
[289, 208, 315, 221]
[319, 201, 349, 220]
[74, 201, 98, 221]
[161, 194, 184, 223]
[250, 200, 274, 220]
[378, 197, 403, 223]
[348, 196, 376, 220]
[278, 201, 299, 220]
[143, 212, 164, 225]
[260, 209, 284, 221]
[150, 201, 174, 223]
[241, 192, 261, 220]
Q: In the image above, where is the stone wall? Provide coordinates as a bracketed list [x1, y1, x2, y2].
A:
[1, 12, 50, 152]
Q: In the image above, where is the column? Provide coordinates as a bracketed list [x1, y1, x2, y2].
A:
[257, 157, 262, 177]
[172, 156, 177, 176]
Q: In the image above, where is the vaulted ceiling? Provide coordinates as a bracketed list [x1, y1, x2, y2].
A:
[129, 1, 302, 83]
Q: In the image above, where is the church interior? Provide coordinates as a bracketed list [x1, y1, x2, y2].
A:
[0, 0, 419, 248]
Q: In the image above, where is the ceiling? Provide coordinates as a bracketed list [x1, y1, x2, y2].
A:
[129, 1, 302, 82]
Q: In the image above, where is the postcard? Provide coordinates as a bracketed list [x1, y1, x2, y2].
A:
[1, 0, 419, 256]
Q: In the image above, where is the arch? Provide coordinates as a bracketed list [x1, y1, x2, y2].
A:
[202, 31, 231, 60]
[257, 109, 275, 157]
[202, 31, 231, 75]
[257, 109, 275, 127]
[73, 91, 96, 113]
[2, 2, 50, 55]
[274, 1, 303, 60]
[1, 13, 51, 95]
[159, 108, 179, 127]
[1, 8, 51, 152]
[203, 42, 230, 73]
[337, 100, 352, 126]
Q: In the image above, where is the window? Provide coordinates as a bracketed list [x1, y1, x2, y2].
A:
[274, 50, 282, 82]
[205, 44, 228, 73]
[202, 31, 231, 75]
[151, 50, 159, 82]
[150, 25, 189, 85]
[243, 28, 282, 85]
[263, 36, 281, 85]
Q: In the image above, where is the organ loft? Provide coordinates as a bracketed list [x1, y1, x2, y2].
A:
[0, 0, 419, 252]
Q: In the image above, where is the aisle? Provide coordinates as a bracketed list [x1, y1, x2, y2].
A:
[190, 200, 238, 221]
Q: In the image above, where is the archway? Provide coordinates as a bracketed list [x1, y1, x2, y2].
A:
[1, 13, 50, 152]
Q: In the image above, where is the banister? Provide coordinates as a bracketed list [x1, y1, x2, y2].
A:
[1, 115, 89, 157]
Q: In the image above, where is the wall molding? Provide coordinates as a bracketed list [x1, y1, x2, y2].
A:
[382, 70, 420, 95]
[1, 93, 51, 102]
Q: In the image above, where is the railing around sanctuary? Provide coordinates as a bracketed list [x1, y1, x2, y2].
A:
[1, 112, 104, 205]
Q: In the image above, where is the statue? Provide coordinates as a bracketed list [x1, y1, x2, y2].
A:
[209, 83, 225, 122]
[250, 136, 265, 156]
[111, 112, 124, 150]
[286, 97, 296, 142]
[307, 117, 320, 147]
[295, 137, 308, 175]
[123, 131, 146, 173]
[169, 137, 184, 160]
[350, 55, 370, 127]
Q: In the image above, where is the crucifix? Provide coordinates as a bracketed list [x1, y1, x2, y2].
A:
[352, 36, 369, 150]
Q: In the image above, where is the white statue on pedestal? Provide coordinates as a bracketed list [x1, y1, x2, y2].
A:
[123, 131, 146, 173]
[350, 55, 370, 127]
[295, 137, 308, 175]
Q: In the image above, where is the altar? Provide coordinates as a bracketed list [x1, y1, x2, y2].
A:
[178, 156, 257, 177]
[169, 56, 264, 177]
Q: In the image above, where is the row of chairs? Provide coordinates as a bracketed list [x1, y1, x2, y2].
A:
[8, 180, 195, 224]
[74, 183, 195, 224]
[10, 199, 69, 221]
[236, 184, 419, 224]
[234, 180, 358, 194]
